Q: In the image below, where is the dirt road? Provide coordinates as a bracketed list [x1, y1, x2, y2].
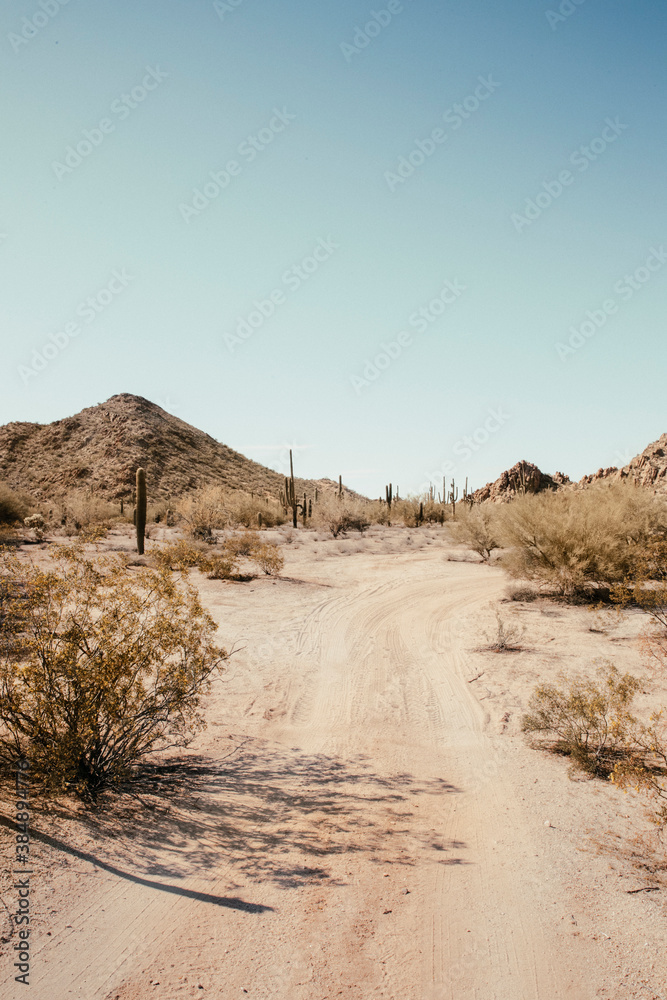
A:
[1, 539, 650, 998]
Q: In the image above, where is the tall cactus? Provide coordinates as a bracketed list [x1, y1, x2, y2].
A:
[385, 483, 393, 508]
[136, 468, 147, 554]
[448, 478, 459, 520]
[282, 449, 298, 527]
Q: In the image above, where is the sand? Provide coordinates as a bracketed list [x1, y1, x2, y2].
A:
[1, 524, 666, 999]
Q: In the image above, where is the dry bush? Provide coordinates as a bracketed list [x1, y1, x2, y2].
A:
[203, 554, 238, 580]
[226, 493, 285, 528]
[522, 665, 643, 775]
[451, 505, 501, 562]
[152, 532, 284, 580]
[497, 482, 666, 597]
[483, 610, 526, 651]
[252, 543, 285, 576]
[24, 514, 45, 541]
[0, 545, 227, 799]
[176, 486, 227, 540]
[151, 539, 212, 573]
[59, 491, 119, 534]
[313, 497, 370, 538]
[505, 582, 540, 602]
[522, 665, 667, 830]
[224, 530, 262, 558]
[223, 531, 284, 576]
[0, 485, 31, 525]
[391, 497, 420, 527]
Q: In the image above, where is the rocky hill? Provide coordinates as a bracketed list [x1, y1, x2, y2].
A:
[0, 394, 344, 503]
[579, 433, 667, 493]
[470, 461, 571, 504]
[469, 433, 667, 505]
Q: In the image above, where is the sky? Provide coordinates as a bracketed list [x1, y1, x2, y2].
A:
[1, 0, 665, 497]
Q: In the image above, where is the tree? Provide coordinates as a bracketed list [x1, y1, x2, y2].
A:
[0, 544, 228, 799]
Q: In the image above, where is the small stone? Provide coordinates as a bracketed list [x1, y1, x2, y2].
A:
[544, 820, 552, 827]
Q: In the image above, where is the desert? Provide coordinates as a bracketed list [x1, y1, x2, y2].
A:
[1, 395, 667, 999]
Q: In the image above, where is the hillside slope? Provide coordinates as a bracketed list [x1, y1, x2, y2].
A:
[580, 433, 667, 493]
[0, 394, 341, 502]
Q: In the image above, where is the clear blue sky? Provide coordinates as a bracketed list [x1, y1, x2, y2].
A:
[1, 0, 665, 496]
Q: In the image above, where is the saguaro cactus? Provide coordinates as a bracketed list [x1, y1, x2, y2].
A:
[385, 484, 393, 509]
[448, 478, 459, 520]
[136, 468, 147, 554]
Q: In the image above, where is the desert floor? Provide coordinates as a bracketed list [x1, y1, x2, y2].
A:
[1, 524, 666, 999]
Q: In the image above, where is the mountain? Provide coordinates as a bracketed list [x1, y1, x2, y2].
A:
[0, 394, 340, 502]
[469, 461, 571, 504]
[579, 433, 667, 494]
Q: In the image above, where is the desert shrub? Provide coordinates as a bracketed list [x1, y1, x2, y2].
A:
[313, 498, 370, 537]
[152, 539, 211, 573]
[224, 530, 262, 558]
[176, 487, 227, 540]
[60, 491, 119, 534]
[0, 485, 30, 525]
[222, 531, 284, 576]
[24, 514, 45, 541]
[451, 505, 501, 562]
[0, 545, 227, 799]
[505, 582, 540, 602]
[152, 532, 284, 580]
[226, 494, 285, 528]
[522, 665, 644, 777]
[252, 543, 285, 576]
[391, 497, 420, 527]
[203, 554, 238, 580]
[497, 482, 667, 597]
[483, 610, 525, 651]
[523, 664, 667, 826]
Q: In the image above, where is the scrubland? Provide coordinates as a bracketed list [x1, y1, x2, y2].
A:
[1, 480, 667, 999]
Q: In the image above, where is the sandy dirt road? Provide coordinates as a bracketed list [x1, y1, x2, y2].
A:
[1, 539, 656, 998]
